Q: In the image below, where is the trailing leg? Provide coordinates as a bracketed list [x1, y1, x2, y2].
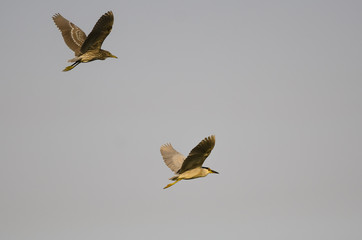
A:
[63, 61, 80, 72]
[163, 179, 181, 189]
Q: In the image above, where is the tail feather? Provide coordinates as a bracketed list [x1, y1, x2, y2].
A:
[68, 57, 80, 62]
[169, 176, 179, 181]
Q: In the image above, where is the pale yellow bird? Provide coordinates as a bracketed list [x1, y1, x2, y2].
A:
[160, 135, 218, 189]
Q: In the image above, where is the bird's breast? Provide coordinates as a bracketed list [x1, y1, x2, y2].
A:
[178, 168, 209, 180]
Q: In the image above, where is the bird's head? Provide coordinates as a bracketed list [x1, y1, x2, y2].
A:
[205, 167, 219, 174]
[102, 50, 118, 59]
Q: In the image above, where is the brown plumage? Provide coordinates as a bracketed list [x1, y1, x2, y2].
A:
[52, 11, 117, 71]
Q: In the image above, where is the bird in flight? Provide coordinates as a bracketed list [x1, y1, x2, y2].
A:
[161, 135, 218, 189]
[52, 11, 117, 71]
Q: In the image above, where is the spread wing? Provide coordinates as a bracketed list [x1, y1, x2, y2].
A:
[52, 13, 86, 56]
[80, 11, 114, 54]
[177, 135, 215, 174]
[160, 143, 186, 173]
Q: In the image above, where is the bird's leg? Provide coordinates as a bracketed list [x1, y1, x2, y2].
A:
[63, 61, 80, 72]
[163, 179, 181, 189]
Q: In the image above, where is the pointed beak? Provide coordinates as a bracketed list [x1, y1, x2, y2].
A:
[111, 55, 118, 59]
[211, 170, 219, 174]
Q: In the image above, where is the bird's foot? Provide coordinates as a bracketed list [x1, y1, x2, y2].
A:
[62, 65, 75, 72]
[163, 179, 181, 189]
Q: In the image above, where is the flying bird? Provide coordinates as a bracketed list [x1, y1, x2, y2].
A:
[52, 11, 117, 71]
[161, 135, 218, 189]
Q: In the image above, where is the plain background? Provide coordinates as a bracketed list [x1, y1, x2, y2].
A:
[1, 0, 361, 239]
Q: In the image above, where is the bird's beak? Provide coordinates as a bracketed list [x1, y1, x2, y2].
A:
[211, 170, 219, 174]
[111, 55, 118, 59]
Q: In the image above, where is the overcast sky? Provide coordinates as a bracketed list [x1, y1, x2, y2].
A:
[1, 0, 361, 239]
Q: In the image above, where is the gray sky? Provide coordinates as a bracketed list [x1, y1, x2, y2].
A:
[1, 0, 361, 239]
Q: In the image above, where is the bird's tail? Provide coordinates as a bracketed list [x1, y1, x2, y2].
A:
[68, 57, 80, 62]
[169, 176, 179, 181]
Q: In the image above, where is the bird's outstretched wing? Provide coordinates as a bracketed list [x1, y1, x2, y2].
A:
[80, 11, 114, 54]
[177, 135, 215, 174]
[160, 143, 186, 173]
[52, 13, 87, 56]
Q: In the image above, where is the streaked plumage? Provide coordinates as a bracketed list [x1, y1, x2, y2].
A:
[53, 11, 117, 71]
[161, 135, 218, 189]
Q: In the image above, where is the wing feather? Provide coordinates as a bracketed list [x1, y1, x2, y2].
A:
[80, 11, 114, 53]
[52, 13, 86, 56]
[160, 143, 185, 173]
[177, 135, 215, 174]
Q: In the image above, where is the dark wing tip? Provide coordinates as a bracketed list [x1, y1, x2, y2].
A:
[94, 10, 115, 32]
[52, 13, 61, 23]
[191, 135, 216, 153]
[208, 135, 215, 143]
[105, 11, 113, 17]
[190, 135, 215, 159]
[101, 11, 114, 21]
[202, 135, 216, 154]
[52, 13, 63, 31]
[202, 135, 216, 147]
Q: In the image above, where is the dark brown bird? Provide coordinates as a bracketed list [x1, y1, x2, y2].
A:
[52, 11, 117, 71]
